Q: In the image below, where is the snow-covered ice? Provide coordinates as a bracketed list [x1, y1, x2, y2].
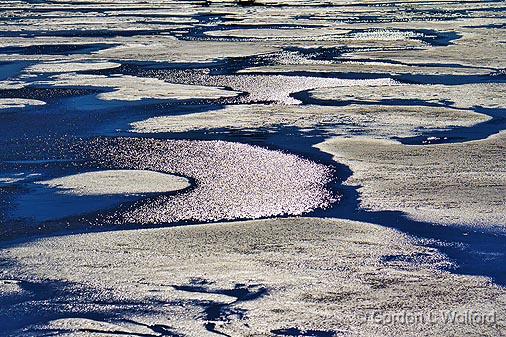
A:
[37, 170, 190, 196]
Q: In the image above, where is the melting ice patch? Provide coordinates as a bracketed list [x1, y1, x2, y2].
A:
[349, 29, 423, 41]
[25, 61, 122, 73]
[7, 170, 190, 223]
[309, 83, 506, 110]
[1, 217, 503, 337]
[315, 132, 506, 228]
[203, 28, 350, 40]
[164, 71, 398, 104]
[129, 103, 489, 138]
[94, 40, 280, 63]
[36, 170, 190, 196]
[37, 74, 240, 101]
[83, 138, 336, 225]
[0, 98, 45, 110]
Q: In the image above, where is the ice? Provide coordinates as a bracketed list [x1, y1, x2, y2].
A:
[37, 74, 240, 101]
[310, 83, 506, 110]
[316, 132, 506, 228]
[82, 138, 336, 225]
[26, 61, 122, 73]
[203, 27, 351, 40]
[0, 98, 46, 110]
[130, 103, 489, 138]
[36, 170, 190, 196]
[163, 71, 398, 105]
[1, 217, 504, 336]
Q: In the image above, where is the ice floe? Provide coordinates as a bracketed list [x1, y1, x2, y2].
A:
[203, 28, 350, 40]
[349, 29, 423, 41]
[309, 83, 506, 110]
[130, 103, 489, 138]
[0, 279, 26, 297]
[164, 71, 398, 104]
[36, 170, 190, 196]
[315, 132, 506, 228]
[25, 61, 121, 73]
[346, 25, 505, 68]
[38, 74, 240, 101]
[237, 60, 493, 76]
[0, 98, 46, 110]
[83, 138, 335, 225]
[94, 39, 280, 63]
[1, 217, 504, 336]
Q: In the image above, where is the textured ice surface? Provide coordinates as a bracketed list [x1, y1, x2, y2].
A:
[2, 139, 335, 229]
[38, 74, 239, 101]
[94, 39, 280, 63]
[0, 81, 29, 90]
[81, 138, 335, 225]
[0, 279, 26, 297]
[316, 132, 506, 228]
[1, 217, 504, 336]
[347, 24, 506, 69]
[203, 27, 351, 40]
[26, 61, 121, 73]
[0, 0, 504, 334]
[237, 60, 494, 76]
[349, 29, 423, 41]
[162, 72, 397, 105]
[0, 98, 45, 109]
[130, 103, 489, 138]
[310, 83, 506, 110]
[37, 170, 190, 196]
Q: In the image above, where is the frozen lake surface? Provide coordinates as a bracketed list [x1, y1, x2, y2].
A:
[0, 0, 505, 336]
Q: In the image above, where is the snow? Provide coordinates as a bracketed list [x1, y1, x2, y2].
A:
[36, 170, 191, 196]
[130, 103, 489, 138]
[316, 132, 506, 228]
[0, 98, 46, 110]
[1, 217, 504, 336]
[38, 74, 240, 101]
[26, 61, 121, 73]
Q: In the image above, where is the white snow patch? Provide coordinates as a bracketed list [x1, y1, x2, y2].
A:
[0, 98, 46, 110]
[26, 61, 121, 73]
[38, 74, 239, 101]
[36, 170, 190, 196]
[315, 132, 506, 228]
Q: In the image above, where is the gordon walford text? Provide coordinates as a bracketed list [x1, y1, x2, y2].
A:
[359, 310, 498, 326]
